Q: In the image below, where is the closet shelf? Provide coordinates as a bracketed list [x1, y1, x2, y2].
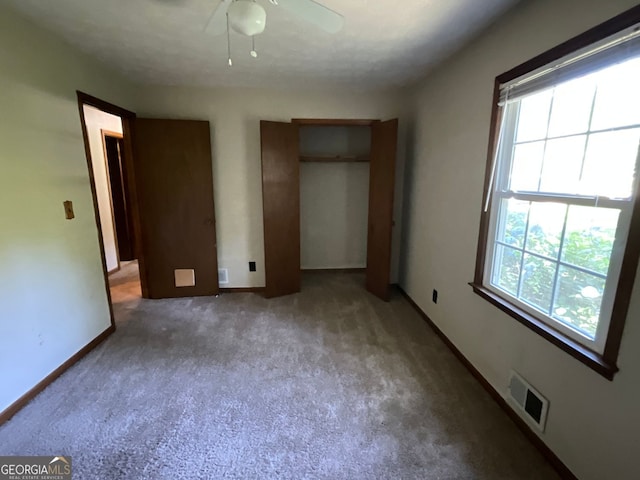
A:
[299, 155, 369, 163]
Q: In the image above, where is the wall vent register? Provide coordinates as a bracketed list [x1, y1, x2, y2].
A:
[218, 268, 229, 284]
[508, 371, 549, 432]
[174, 269, 196, 288]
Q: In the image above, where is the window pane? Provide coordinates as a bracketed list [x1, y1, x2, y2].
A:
[520, 254, 555, 312]
[510, 141, 545, 192]
[547, 76, 596, 138]
[515, 89, 553, 142]
[590, 57, 640, 131]
[579, 129, 640, 199]
[492, 244, 522, 295]
[525, 202, 566, 259]
[561, 206, 619, 275]
[553, 266, 606, 339]
[497, 199, 529, 247]
[539, 136, 586, 194]
[485, 49, 640, 358]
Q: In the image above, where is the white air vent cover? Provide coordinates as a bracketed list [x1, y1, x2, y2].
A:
[508, 371, 549, 432]
[218, 268, 229, 284]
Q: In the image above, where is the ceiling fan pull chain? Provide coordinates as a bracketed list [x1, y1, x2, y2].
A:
[251, 36, 258, 58]
[226, 13, 233, 66]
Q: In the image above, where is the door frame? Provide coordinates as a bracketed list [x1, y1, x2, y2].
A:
[76, 91, 147, 329]
[100, 129, 124, 274]
[292, 118, 376, 126]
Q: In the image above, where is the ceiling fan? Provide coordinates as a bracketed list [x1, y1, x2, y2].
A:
[205, 0, 344, 65]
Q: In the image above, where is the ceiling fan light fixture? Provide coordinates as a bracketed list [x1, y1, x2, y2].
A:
[228, 0, 267, 37]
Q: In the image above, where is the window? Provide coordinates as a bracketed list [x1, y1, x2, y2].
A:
[472, 8, 640, 379]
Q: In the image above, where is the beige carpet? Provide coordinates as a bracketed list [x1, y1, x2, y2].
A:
[0, 265, 559, 479]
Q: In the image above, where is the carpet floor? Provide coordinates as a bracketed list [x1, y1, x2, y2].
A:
[0, 265, 559, 479]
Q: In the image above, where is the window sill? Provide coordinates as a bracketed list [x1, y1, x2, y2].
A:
[469, 282, 618, 380]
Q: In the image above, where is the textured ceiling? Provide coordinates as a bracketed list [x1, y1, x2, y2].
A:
[1, 0, 519, 90]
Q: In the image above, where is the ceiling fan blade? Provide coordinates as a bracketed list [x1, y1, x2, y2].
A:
[204, 0, 232, 35]
[275, 0, 344, 34]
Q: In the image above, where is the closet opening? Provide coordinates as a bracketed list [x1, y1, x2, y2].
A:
[299, 124, 371, 280]
[260, 118, 398, 301]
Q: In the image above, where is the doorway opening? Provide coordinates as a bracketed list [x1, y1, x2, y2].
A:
[77, 92, 142, 316]
[78, 93, 220, 305]
[103, 131, 134, 264]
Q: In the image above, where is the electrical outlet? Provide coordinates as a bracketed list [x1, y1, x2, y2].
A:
[432, 289, 438, 304]
[249, 261, 256, 272]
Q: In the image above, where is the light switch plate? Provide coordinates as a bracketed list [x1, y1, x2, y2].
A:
[63, 200, 74, 220]
[174, 269, 195, 287]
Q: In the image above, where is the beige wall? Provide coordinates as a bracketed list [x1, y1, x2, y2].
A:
[0, 6, 136, 413]
[83, 106, 123, 273]
[400, 1, 640, 479]
[135, 87, 408, 287]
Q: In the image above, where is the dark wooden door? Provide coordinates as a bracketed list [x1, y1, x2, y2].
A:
[366, 119, 398, 301]
[132, 119, 219, 299]
[104, 135, 134, 261]
[260, 121, 300, 298]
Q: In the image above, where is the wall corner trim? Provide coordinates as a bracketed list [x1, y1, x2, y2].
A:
[396, 286, 578, 480]
[0, 324, 115, 426]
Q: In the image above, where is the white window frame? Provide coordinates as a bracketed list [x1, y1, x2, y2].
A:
[483, 98, 638, 354]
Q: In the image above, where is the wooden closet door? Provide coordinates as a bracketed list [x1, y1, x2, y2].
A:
[366, 119, 398, 301]
[261, 121, 301, 298]
[133, 118, 219, 299]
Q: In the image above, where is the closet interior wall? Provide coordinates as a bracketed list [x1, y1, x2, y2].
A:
[299, 125, 371, 271]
